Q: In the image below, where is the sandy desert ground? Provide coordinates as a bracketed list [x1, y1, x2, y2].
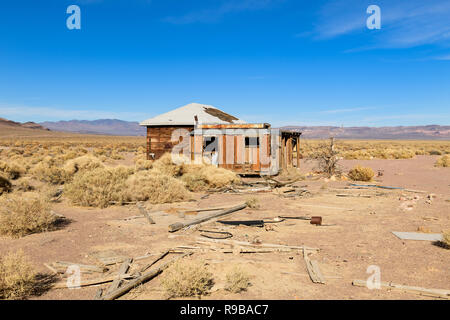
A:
[1, 154, 448, 300]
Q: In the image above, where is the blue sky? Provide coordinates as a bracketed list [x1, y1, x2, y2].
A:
[0, 0, 449, 127]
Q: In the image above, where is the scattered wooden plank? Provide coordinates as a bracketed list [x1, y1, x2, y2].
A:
[137, 204, 155, 224]
[178, 246, 292, 254]
[53, 273, 136, 289]
[52, 261, 108, 273]
[281, 272, 341, 279]
[336, 194, 372, 198]
[140, 250, 170, 273]
[168, 203, 247, 232]
[195, 237, 319, 252]
[303, 250, 325, 284]
[100, 252, 192, 300]
[279, 216, 311, 220]
[392, 231, 443, 241]
[43, 263, 59, 275]
[181, 206, 229, 214]
[262, 176, 302, 188]
[96, 253, 155, 266]
[104, 258, 133, 297]
[352, 279, 450, 299]
[348, 184, 427, 194]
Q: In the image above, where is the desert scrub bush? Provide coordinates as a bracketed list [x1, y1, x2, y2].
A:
[64, 166, 133, 208]
[161, 259, 214, 298]
[134, 158, 153, 171]
[14, 177, 35, 192]
[435, 155, 450, 167]
[441, 230, 450, 249]
[0, 160, 25, 179]
[0, 250, 37, 299]
[0, 193, 57, 238]
[245, 197, 259, 209]
[348, 165, 374, 181]
[0, 175, 12, 195]
[181, 164, 240, 191]
[123, 170, 189, 204]
[151, 153, 185, 177]
[225, 267, 251, 293]
[109, 151, 124, 160]
[31, 156, 68, 185]
[63, 155, 104, 176]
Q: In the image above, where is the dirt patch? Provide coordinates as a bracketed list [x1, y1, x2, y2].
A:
[0, 156, 449, 300]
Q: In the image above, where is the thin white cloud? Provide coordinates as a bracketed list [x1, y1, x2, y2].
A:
[312, 0, 450, 48]
[0, 104, 149, 122]
[433, 54, 450, 61]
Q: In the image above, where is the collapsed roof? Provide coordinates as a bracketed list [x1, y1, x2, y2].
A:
[139, 103, 246, 126]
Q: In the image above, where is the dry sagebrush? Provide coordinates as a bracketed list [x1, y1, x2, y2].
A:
[0, 175, 12, 195]
[64, 166, 133, 208]
[62, 155, 104, 176]
[0, 160, 25, 180]
[161, 259, 214, 298]
[225, 267, 251, 293]
[0, 251, 37, 300]
[442, 230, 450, 249]
[348, 165, 375, 182]
[435, 155, 450, 167]
[181, 163, 240, 191]
[123, 170, 189, 204]
[0, 193, 57, 238]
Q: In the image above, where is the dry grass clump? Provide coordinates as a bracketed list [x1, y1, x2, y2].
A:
[15, 177, 35, 191]
[151, 153, 185, 177]
[435, 155, 450, 167]
[0, 160, 25, 179]
[225, 267, 251, 293]
[441, 230, 450, 249]
[161, 259, 214, 298]
[63, 155, 104, 176]
[31, 157, 68, 185]
[65, 166, 133, 208]
[123, 170, 189, 204]
[245, 197, 259, 209]
[181, 164, 240, 191]
[0, 250, 37, 299]
[348, 165, 374, 181]
[0, 175, 12, 195]
[135, 158, 153, 171]
[0, 194, 57, 238]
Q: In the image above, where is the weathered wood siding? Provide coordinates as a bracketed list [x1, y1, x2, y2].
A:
[147, 126, 193, 160]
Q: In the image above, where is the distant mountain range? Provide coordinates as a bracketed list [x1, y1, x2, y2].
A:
[281, 125, 450, 140]
[0, 117, 447, 140]
[40, 119, 146, 136]
[0, 117, 49, 131]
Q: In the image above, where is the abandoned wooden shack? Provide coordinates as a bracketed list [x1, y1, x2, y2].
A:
[139, 103, 301, 175]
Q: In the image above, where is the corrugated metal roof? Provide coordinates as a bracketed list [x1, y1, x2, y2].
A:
[139, 103, 246, 126]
